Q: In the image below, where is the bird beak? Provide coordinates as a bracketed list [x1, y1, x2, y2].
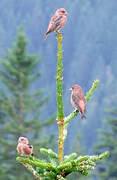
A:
[69, 88, 72, 91]
[65, 12, 68, 15]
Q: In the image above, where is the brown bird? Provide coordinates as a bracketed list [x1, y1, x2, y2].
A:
[43, 8, 67, 39]
[17, 143, 33, 156]
[17, 136, 33, 156]
[70, 84, 86, 119]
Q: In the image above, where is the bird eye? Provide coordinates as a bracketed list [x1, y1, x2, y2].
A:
[61, 11, 65, 13]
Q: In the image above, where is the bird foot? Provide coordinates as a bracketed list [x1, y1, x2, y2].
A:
[56, 32, 62, 35]
[73, 108, 78, 113]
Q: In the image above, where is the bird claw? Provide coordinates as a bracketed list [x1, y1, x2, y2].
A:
[73, 108, 78, 113]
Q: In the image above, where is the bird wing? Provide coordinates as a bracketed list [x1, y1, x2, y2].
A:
[72, 94, 80, 109]
[77, 88, 85, 100]
[23, 144, 32, 155]
[72, 94, 86, 113]
[47, 15, 63, 33]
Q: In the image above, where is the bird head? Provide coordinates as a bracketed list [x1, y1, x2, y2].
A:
[69, 84, 80, 92]
[56, 8, 67, 16]
[18, 136, 29, 144]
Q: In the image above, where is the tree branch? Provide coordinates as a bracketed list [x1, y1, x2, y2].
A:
[63, 80, 99, 140]
[23, 163, 43, 180]
[56, 33, 64, 164]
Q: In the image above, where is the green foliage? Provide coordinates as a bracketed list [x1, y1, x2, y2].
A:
[17, 150, 109, 180]
[94, 108, 117, 179]
[16, 33, 109, 179]
[67, 132, 86, 180]
[56, 33, 64, 120]
[0, 27, 55, 180]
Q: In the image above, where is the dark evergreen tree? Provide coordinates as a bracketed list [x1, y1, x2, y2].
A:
[0, 27, 55, 180]
[95, 108, 117, 179]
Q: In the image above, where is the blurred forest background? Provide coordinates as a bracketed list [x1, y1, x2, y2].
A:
[0, 0, 117, 180]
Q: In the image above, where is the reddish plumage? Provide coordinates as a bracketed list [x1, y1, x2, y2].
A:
[70, 84, 86, 119]
[17, 143, 33, 155]
[17, 136, 33, 156]
[18, 136, 29, 145]
[43, 8, 67, 39]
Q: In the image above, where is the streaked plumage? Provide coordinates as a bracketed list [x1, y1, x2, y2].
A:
[44, 8, 67, 39]
[70, 84, 86, 119]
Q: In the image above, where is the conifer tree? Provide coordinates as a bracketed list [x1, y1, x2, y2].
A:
[16, 33, 109, 180]
[0, 27, 55, 180]
[95, 108, 117, 179]
[68, 133, 85, 180]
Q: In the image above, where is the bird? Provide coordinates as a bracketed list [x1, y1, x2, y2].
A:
[43, 8, 67, 39]
[17, 143, 33, 156]
[17, 136, 33, 156]
[70, 84, 86, 119]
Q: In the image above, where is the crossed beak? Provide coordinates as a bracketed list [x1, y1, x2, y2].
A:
[69, 88, 72, 91]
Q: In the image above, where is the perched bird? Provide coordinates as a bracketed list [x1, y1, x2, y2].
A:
[43, 8, 67, 39]
[70, 84, 86, 119]
[17, 136, 33, 156]
[17, 143, 33, 156]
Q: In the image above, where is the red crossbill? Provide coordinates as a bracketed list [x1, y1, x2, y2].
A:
[44, 8, 67, 39]
[70, 84, 86, 119]
[17, 136, 33, 156]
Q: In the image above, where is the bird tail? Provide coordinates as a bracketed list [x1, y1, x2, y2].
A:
[43, 30, 51, 40]
[81, 113, 86, 119]
[43, 33, 48, 40]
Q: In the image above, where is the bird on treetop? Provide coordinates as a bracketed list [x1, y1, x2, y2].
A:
[43, 8, 67, 40]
